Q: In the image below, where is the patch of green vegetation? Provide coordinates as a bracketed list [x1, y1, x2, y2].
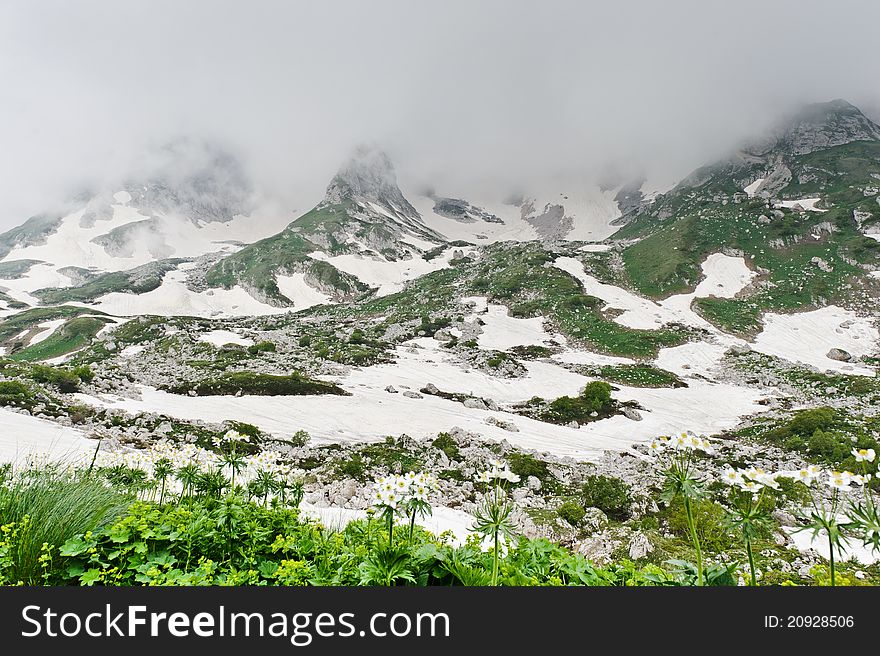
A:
[431, 432, 460, 461]
[507, 452, 557, 491]
[163, 371, 348, 397]
[0, 306, 107, 345]
[742, 406, 880, 473]
[247, 341, 277, 355]
[580, 474, 632, 521]
[11, 317, 110, 362]
[597, 364, 685, 388]
[508, 345, 554, 359]
[540, 381, 615, 425]
[694, 297, 763, 335]
[0, 259, 41, 279]
[33, 260, 183, 304]
[556, 500, 586, 526]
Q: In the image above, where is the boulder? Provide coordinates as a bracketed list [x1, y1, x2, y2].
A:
[826, 348, 852, 362]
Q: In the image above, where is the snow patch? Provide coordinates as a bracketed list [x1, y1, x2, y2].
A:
[0, 408, 94, 465]
[753, 306, 878, 376]
[275, 272, 333, 310]
[197, 330, 254, 348]
[778, 198, 826, 212]
[743, 178, 764, 197]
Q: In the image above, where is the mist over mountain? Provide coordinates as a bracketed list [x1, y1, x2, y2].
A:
[2, 0, 880, 229]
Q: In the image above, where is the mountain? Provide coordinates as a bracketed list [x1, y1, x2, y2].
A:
[611, 99, 880, 335]
[204, 145, 465, 306]
[2, 101, 880, 576]
[0, 140, 295, 319]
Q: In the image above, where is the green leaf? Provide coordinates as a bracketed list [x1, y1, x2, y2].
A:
[79, 568, 102, 586]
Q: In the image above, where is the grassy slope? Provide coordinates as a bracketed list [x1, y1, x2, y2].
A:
[11, 316, 111, 362]
[614, 141, 880, 334]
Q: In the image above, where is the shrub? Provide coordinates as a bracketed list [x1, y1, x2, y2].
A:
[557, 500, 586, 526]
[580, 381, 613, 412]
[289, 430, 310, 448]
[789, 407, 836, 436]
[247, 341, 276, 355]
[432, 432, 460, 460]
[71, 365, 94, 383]
[807, 428, 838, 458]
[29, 365, 81, 393]
[581, 475, 631, 520]
[665, 498, 734, 553]
[0, 380, 33, 406]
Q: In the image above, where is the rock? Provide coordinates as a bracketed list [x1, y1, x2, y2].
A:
[628, 533, 653, 560]
[484, 416, 519, 432]
[485, 398, 500, 411]
[385, 385, 398, 393]
[582, 507, 608, 533]
[757, 214, 771, 224]
[810, 256, 833, 272]
[726, 343, 752, 356]
[463, 397, 488, 410]
[339, 479, 358, 500]
[402, 390, 423, 399]
[772, 509, 796, 526]
[622, 407, 643, 421]
[573, 535, 617, 564]
[527, 476, 542, 491]
[566, 420, 579, 429]
[826, 348, 852, 362]
[422, 383, 439, 395]
[512, 487, 530, 502]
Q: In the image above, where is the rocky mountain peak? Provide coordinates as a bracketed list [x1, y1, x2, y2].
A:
[324, 145, 419, 218]
[123, 139, 255, 224]
[746, 99, 880, 157]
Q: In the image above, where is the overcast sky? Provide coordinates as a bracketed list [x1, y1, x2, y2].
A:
[1, 0, 878, 228]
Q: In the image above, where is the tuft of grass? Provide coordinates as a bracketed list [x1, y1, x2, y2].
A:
[0, 465, 130, 583]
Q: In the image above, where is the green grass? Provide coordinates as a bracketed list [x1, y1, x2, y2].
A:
[163, 371, 349, 396]
[33, 260, 182, 304]
[0, 466, 130, 584]
[11, 316, 110, 362]
[597, 364, 685, 388]
[0, 306, 106, 344]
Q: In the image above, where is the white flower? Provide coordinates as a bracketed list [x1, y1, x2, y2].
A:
[477, 470, 492, 484]
[720, 467, 744, 486]
[852, 448, 876, 463]
[738, 479, 763, 493]
[647, 440, 665, 454]
[498, 467, 521, 484]
[827, 471, 853, 491]
[792, 468, 819, 486]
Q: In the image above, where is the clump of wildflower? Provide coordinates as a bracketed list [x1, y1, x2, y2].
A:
[370, 472, 439, 544]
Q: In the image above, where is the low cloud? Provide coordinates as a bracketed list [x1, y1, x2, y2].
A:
[1, 0, 878, 227]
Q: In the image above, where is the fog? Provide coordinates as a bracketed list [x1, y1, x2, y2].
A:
[1, 0, 878, 228]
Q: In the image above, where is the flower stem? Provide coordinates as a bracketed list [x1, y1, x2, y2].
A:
[828, 533, 836, 587]
[492, 529, 499, 586]
[746, 537, 757, 586]
[684, 496, 703, 586]
[408, 508, 416, 543]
